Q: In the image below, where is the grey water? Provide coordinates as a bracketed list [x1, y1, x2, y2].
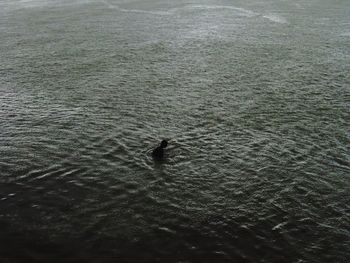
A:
[0, 0, 349, 262]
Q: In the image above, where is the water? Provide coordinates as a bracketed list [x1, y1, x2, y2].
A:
[1, 0, 349, 262]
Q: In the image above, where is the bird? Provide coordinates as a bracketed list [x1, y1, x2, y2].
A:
[152, 140, 168, 160]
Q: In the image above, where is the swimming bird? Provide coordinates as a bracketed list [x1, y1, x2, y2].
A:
[152, 140, 168, 160]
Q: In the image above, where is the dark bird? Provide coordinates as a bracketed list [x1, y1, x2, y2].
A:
[152, 140, 168, 160]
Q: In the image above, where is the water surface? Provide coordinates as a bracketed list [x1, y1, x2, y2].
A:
[0, 0, 349, 262]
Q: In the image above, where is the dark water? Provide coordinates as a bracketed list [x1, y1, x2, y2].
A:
[1, 0, 350, 262]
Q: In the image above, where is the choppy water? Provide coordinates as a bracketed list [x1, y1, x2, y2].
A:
[1, 0, 350, 262]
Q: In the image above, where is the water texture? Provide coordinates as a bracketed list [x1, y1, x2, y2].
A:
[0, 0, 349, 262]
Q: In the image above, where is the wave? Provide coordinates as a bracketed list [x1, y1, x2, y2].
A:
[100, 1, 256, 17]
[101, 1, 287, 25]
[263, 14, 288, 24]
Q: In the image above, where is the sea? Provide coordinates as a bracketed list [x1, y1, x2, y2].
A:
[0, 0, 349, 262]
